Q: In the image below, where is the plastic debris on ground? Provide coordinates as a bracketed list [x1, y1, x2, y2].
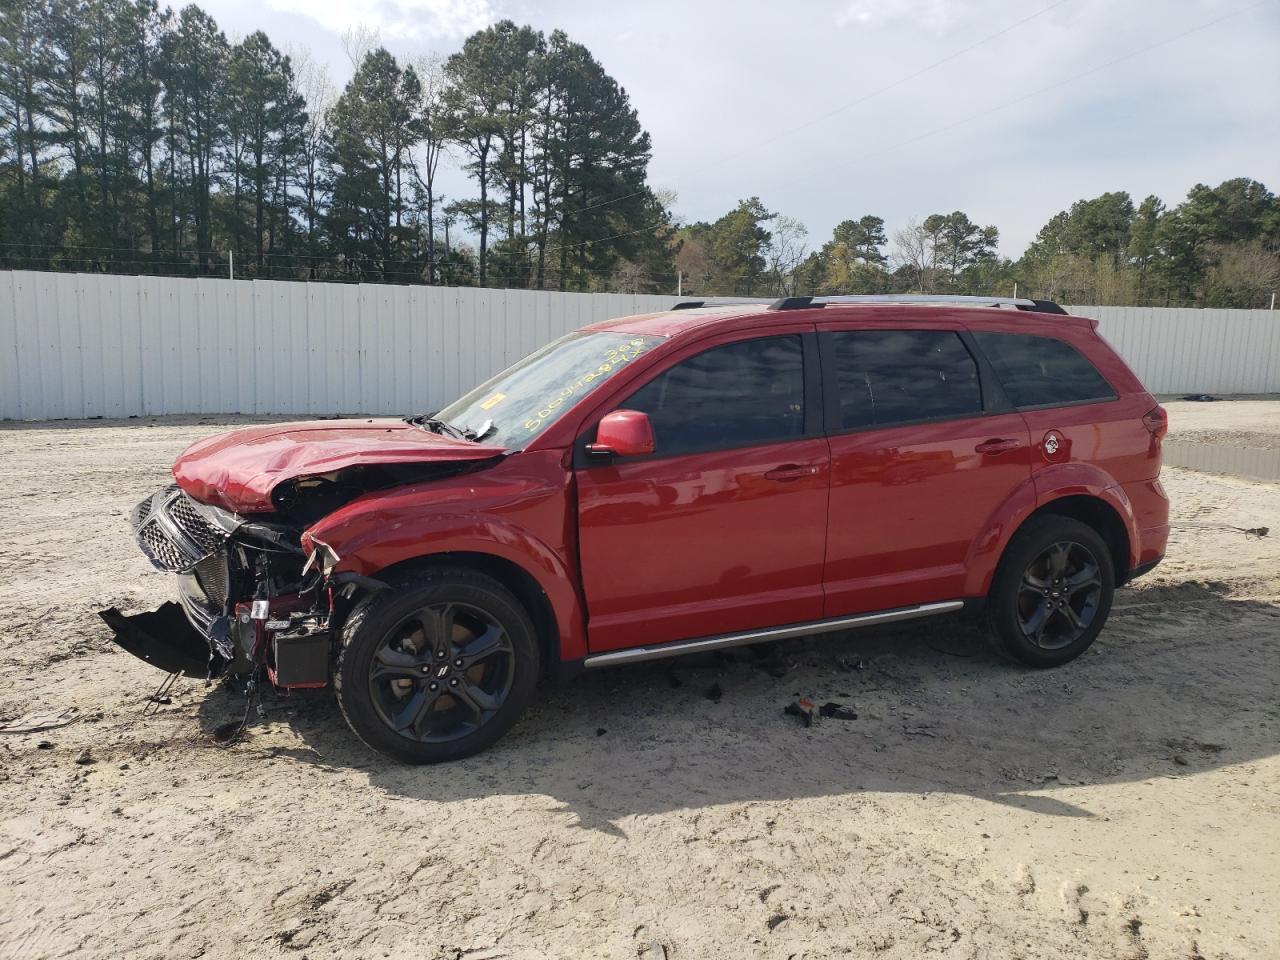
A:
[819, 701, 858, 721]
[784, 697, 815, 727]
[0, 707, 81, 735]
[785, 697, 857, 726]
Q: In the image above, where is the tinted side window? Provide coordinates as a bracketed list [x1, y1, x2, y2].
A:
[623, 335, 804, 456]
[973, 332, 1116, 408]
[827, 330, 982, 430]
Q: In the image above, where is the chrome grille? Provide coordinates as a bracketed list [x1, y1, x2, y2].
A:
[139, 521, 189, 569]
[192, 553, 229, 607]
[168, 493, 224, 553]
[130, 486, 229, 573]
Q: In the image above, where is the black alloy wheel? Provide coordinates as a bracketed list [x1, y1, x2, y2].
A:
[336, 568, 539, 763]
[368, 602, 515, 742]
[1016, 541, 1103, 650]
[988, 515, 1115, 667]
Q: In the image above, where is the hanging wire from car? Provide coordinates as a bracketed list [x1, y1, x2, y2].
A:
[1170, 521, 1269, 538]
[208, 669, 263, 747]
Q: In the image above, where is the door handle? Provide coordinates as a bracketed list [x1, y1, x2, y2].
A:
[975, 438, 1021, 455]
[764, 463, 819, 481]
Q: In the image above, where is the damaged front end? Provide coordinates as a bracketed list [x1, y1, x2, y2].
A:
[99, 485, 331, 687]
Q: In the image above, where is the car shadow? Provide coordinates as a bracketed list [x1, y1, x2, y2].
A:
[197, 582, 1280, 835]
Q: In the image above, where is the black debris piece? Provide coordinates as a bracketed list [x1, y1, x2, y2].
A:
[1180, 394, 1219, 402]
[836, 656, 867, 673]
[595, 727, 607, 737]
[74, 748, 95, 765]
[819, 701, 858, 721]
[36, 740, 54, 750]
[766, 913, 789, 931]
[705, 682, 723, 703]
[784, 698, 815, 727]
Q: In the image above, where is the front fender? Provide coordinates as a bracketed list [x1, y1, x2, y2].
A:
[308, 506, 587, 662]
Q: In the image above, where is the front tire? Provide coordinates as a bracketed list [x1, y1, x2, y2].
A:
[335, 568, 540, 763]
[987, 516, 1115, 667]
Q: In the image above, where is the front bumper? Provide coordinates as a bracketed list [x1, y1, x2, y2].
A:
[98, 603, 222, 679]
[104, 484, 328, 686]
[101, 486, 241, 679]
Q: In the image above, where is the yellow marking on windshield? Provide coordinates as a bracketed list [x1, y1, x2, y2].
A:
[523, 338, 654, 433]
[480, 392, 506, 410]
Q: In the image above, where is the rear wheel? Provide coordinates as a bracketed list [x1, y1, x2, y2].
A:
[987, 516, 1115, 667]
[335, 568, 539, 763]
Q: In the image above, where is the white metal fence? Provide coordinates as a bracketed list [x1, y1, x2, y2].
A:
[0, 271, 1276, 420]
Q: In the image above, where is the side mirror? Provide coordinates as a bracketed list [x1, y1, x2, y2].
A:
[587, 409, 655, 458]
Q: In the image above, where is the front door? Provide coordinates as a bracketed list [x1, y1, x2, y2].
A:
[576, 332, 831, 653]
[819, 326, 1033, 617]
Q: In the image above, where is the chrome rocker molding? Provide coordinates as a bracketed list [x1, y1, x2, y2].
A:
[582, 600, 965, 668]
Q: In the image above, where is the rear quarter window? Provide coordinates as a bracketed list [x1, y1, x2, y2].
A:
[973, 332, 1116, 409]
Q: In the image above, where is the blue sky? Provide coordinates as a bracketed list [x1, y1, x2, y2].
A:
[196, 0, 1279, 258]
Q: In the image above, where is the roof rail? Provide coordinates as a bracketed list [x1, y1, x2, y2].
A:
[671, 295, 1067, 315]
[765, 295, 1066, 314]
[670, 298, 775, 310]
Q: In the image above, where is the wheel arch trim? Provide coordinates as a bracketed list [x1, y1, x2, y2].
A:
[965, 466, 1138, 596]
[316, 513, 587, 663]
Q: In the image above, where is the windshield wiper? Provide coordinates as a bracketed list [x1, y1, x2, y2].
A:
[404, 414, 468, 440]
[464, 419, 496, 442]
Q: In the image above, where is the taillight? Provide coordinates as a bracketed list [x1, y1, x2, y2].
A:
[1142, 405, 1168, 440]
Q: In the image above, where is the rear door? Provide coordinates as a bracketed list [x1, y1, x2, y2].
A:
[968, 330, 1153, 483]
[575, 330, 830, 652]
[820, 323, 1033, 617]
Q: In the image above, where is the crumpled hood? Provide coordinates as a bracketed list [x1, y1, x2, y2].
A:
[172, 419, 506, 513]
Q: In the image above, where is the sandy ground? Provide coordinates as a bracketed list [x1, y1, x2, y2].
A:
[1, 408, 1278, 960]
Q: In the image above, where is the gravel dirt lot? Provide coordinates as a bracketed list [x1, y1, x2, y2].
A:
[2, 404, 1278, 960]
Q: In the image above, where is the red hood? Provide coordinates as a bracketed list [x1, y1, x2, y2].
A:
[172, 419, 505, 513]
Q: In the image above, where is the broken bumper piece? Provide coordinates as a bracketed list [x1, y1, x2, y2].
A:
[98, 602, 228, 679]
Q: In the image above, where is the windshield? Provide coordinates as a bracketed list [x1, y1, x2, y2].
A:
[433, 331, 663, 448]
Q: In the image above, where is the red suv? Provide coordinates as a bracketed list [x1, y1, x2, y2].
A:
[102, 295, 1169, 762]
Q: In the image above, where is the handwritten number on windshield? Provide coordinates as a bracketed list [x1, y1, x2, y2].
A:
[523, 338, 652, 433]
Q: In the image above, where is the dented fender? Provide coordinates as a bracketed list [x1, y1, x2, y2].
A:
[303, 450, 589, 661]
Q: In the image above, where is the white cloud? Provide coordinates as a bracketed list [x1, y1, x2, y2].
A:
[264, 0, 495, 42]
[836, 0, 961, 32]
[197, 0, 1279, 258]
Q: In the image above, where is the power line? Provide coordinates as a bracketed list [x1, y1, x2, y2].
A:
[553, 0, 1078, 226]
[543, 0, 1271, 260]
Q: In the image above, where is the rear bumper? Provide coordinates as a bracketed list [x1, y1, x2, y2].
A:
[1122, 554, 1163, 585]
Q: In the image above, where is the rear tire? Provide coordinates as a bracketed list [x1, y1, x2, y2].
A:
[987, 515, 1115, 668]
[335, 567, 540, 763]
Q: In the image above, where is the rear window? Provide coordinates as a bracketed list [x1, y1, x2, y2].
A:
[826, 330, 983, 430]
[973, 332, 1116, 408]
